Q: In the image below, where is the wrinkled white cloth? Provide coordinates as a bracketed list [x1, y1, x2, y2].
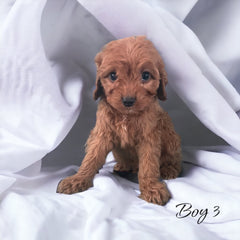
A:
[1, 150, 240, 240]
[0, 0, 240, 239]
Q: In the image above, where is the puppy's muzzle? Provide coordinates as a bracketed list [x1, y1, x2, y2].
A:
[122, 97, 136, 107]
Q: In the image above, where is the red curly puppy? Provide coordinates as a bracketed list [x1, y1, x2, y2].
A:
[57, 36, 181, 205]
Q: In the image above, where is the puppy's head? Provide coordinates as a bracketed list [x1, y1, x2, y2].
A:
[94, 36, 168, 114]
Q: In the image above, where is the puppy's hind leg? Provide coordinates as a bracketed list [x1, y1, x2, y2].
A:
[159, 113, 182, 180]
[160, 151, 182, 180]
[113, 147, 139, 174]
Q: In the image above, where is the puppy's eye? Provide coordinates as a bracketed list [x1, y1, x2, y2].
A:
[142, 71, 150, 82]
[109, 72, 118, 81]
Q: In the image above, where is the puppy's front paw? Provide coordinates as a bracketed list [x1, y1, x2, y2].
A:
[56, 175, 93, 194]
[139, 181, 171, 205]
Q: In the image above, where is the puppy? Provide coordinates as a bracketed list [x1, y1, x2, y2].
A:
[57, 36, 181, 205]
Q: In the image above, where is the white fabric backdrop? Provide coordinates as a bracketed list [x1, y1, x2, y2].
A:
[0, 0, 240, 239]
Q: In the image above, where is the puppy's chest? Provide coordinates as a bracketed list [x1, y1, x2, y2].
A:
[113, 116, 143, 148]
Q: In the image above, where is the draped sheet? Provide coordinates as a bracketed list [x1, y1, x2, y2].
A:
[0, 0, 240, 239]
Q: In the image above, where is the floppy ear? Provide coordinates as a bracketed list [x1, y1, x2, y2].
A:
[93, 78, 104, 100]
[93, 52, 104, 100]
[157, 60, 168, 101]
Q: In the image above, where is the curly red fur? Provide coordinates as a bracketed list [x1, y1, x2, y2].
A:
[57, 36, 182, 205]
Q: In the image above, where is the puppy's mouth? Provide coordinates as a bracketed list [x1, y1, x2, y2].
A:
[116, 107, 136, 117]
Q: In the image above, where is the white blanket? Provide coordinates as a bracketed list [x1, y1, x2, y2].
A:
[0, 0, 240, 239]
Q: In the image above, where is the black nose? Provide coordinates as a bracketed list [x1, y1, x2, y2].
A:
[122, 97, 136, 107]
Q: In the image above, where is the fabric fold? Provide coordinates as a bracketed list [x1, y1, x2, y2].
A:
[0, 1, 240, 239]
[78, 0, 240, 150]
[0, 0, 82, 176]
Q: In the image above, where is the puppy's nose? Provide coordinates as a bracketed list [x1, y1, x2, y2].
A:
[122, 96, 136, 107]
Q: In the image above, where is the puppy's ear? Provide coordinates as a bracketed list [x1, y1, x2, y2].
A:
[93, 52, 104, 100]
[157, 60, 168, 101]
[93, 78, 104, 100]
